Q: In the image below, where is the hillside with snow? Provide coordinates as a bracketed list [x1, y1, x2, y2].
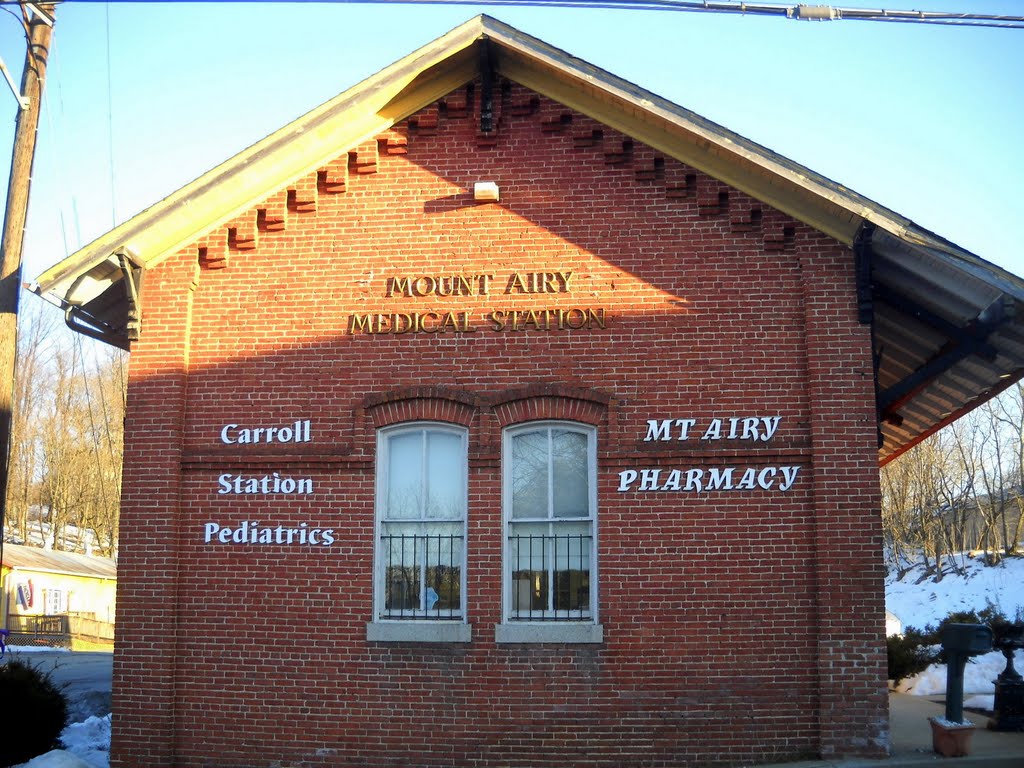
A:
[886, 553, 1024, 632]
[886, 552, 1024, 699]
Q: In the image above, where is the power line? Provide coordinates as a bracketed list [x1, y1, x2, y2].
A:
[0, 1, 1022, 28]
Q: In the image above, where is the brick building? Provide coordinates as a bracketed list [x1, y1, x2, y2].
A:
[33, 16, 1024, 768]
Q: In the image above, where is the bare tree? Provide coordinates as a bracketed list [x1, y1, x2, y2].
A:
[4, 297, 125, 557]
[881, 429, 974, 579]
[4, 299, 57, 542]
[883, 385, 1024, 576]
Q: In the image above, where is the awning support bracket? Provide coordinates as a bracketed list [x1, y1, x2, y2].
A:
[117, 249, 142, 343]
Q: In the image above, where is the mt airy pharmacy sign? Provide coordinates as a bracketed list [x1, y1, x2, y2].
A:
[617, 416, 800, 494]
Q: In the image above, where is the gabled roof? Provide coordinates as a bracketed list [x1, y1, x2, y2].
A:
[1, 542, 117, 580]
[30, 15, 1024, 464]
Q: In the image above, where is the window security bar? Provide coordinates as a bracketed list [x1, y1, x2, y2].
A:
[509, 534, 591, 621]
[382, 534, 463, 619]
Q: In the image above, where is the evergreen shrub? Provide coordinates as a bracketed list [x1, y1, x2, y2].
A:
[0, 657, 68, 767]
[886, 604, 1008, 683]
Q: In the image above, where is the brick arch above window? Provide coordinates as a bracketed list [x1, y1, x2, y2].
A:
[363, 387, 479, 429]
[490, 384, 610, 428]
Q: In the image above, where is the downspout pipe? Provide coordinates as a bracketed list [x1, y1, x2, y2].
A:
[64, 305, 129, 351]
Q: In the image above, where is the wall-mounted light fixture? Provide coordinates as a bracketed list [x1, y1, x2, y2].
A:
[473, 182, 500, 203]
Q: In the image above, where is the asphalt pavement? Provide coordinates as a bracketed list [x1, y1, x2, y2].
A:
[5, 650, 113, 722]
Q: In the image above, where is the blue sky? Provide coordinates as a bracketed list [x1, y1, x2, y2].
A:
[1, 1, 1021, 283]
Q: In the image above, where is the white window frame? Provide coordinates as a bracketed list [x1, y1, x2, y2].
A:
[44, 588, 66, 615]
[497, 421, 603, 644]
[367, 422, 472, 643]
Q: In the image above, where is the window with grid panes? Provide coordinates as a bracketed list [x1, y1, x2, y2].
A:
[374, 424, 467, 624]
[502, 423, 598, 627]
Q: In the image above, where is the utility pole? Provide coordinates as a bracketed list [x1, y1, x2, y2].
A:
[0, 4, 55, 553]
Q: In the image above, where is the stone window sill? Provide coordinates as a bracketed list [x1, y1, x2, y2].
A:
[366, 621, 472, 643]
[494, 623, 604, 644]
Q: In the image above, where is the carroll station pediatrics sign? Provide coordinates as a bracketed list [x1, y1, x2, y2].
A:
[205, 419, 336, 546]
[617, 416, 801, 493]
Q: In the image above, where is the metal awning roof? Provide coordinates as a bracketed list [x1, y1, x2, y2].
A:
[1, 542, 116, 579]
[29, 14, 1024, 464]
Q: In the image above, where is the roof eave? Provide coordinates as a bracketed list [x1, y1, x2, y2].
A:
[31, 15, 497, 304]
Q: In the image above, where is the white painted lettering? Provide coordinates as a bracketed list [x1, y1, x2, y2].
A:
[217, 474, 232, 494]
[215, 473, 314, 495]
[701, 419, 723, 441]
[202, 521, 337, 546]
[706, 467, 735, 491]
[645, 420, 672, 441]
[742, 417, 761, 441]
[757, 467, 777, 489]
[761, 416, 781, 441]
[618, 470, 638, 491]
[615, 464, 802, 494]
[736, 468, 757, 490]
[639, 469, 662, 491]
[661, 470, 682, 491]
[685, 469, 704, 493]
[218, 420, 312, 445]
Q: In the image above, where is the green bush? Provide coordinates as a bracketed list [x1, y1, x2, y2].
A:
[887, 604, 1009, 683]
[887, 626, 940, 683]
[0, 658, 69, 767]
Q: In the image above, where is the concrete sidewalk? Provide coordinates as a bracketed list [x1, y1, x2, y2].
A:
[755, 693, 1024, 768]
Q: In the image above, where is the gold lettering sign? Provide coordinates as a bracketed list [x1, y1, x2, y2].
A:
[347, 270, 606, 335]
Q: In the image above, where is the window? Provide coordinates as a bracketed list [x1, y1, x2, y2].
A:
[44, 589, 66, 615]
[368, 423, 471, 643]
[498, 422, 602, 643]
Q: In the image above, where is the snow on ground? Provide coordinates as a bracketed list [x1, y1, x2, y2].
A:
[896, 649, 1018, 697]
[58, 716, 111, 768]
[12, 716, 111, 768]
[886, 552, 1024, 632]
[886, 552, 1024, 701]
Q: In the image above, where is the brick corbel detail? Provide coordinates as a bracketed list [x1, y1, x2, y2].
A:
[257, 190, 288, 233]
[288, 174, 318, 213]
[227, 211, 258, 252]
[348, 140, 379, 175]
[197, 231, 229, 271]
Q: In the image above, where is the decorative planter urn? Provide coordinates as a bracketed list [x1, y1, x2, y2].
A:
[930, 717, 976, 757]
[989, 621, 1024, 731]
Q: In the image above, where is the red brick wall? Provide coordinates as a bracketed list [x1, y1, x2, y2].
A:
[113, 80, 887, 767]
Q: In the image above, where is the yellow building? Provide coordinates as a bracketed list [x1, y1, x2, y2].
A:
[1, 543, 116, 649]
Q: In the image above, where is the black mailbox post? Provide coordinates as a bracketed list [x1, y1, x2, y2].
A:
[941, 623, 993, 723]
